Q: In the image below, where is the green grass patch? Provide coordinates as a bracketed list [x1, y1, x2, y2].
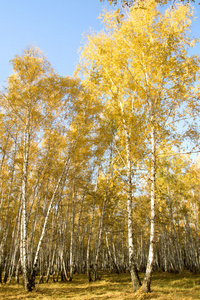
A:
[0, 271, 200, 299]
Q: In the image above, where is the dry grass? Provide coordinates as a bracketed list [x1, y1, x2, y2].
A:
[0, 271, 200, 300]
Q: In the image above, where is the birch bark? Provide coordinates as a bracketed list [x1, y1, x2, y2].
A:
[69, 187, 76, 281]
[20, 115, 31, 291]
[143, 109, 156, 292]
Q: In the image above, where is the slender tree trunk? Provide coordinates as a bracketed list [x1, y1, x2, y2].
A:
[87, 196, 96, 282]
[46, 212, 56, 283]
[20, 117, 31, 291]
[75, 190, 86, 274]
[143, 123, 156, 293]
[0, 137, 17, 284]
[69, 187, 76, 281]
[8, 209, 21, 283]
[15, 258, 20, 283]
[93, 187, 109, 281]
[111, 232, 119, 272]
[121, 218, 126, 272]
[167, 194, 183, 272]
[105, 231, 119, 273]
[125, 127, 141, 292]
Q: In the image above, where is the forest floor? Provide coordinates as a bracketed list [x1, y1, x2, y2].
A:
[0, 271, 200, 300]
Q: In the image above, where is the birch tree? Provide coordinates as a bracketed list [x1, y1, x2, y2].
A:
[76, 0, 199, 292]
[2, 47, 80, 290]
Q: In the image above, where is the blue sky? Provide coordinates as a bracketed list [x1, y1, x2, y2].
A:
[0, 0, 199, 88]
[0, 0, 109, 86]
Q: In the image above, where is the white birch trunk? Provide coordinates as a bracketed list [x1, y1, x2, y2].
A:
[20, 116, 31, 291]
[69, 188, 76, 281]
[143, 122, 156, 293]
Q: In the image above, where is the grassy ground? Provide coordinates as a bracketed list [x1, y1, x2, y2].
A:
[0, 271, 200, 300]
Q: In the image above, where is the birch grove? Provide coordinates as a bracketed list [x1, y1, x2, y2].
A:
[0, 0, 200, 294]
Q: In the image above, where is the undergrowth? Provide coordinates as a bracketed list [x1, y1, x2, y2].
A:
[0, 271, 200, 299]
